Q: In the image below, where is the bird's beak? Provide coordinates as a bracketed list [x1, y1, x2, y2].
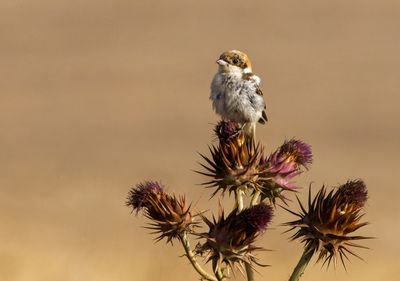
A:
[216, 59, 227, 66]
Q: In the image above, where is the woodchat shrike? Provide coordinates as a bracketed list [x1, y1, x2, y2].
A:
[210, 50, 268, 138]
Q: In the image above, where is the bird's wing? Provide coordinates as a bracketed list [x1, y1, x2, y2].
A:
[243, 73, 268, 123]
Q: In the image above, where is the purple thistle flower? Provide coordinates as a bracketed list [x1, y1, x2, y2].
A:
[214, 120, 241, 140]
[127, 181, 197, 243]
[198, 204, 273, 274]
[267, 139, 312, 174]
[126, 181, 164, 213]
[287, 139, 313, 168]
[240, 203, 273, 233]
[284, 182, 371, 268]
[255, 140, 312, 203]
[198, 122, 265, 197]
[337, 179, 368, 208]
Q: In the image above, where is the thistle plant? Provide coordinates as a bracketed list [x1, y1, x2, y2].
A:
[197, 204, 273, 277]
[126, 119, 371, 280]
[284, 180, 370, 281]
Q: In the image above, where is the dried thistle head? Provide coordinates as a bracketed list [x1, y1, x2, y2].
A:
[126, 181, 164, 213]
[256, 139, 312, 203]
[199, 123, 313, 204]
[336, 180, 368, 208]
[214, 120, 242, 141]
[284, 180, 370, 268]
[197, 204, 273, 275]
[127, 181, 197, 243]
[198, 120, 265, 196]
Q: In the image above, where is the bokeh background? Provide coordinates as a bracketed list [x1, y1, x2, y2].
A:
[1, 0, 399, 280]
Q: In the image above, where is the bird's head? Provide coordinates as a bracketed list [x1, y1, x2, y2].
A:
[216, 50, 252, 74]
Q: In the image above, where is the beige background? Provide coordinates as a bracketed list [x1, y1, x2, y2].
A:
[1, 0, 399, 280]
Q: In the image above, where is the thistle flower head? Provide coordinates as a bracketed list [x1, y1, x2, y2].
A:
[284, 180, 370, 268]
[253, 139, 313, 204]
[127, 181, 197, 243]
[198, 121, 265, 196]
[337, 179, 368, 208]
[126, 181, 164, 213]
[215, 120, 241, 141]
[197, 204, 273, 274]
[267, 139, 312, 174]
[199, 125, 313, 204]
[240, 204, 274, 233]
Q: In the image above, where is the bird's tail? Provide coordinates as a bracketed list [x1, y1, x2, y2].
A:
[258, 110, 268, 124]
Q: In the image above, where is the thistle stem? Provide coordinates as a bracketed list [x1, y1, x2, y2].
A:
[245, 263, 255, 281]
[216, 268, 227, 281]
[288, 249, 313, 281]
[179, 232, 217, 281]
[250, 190, 260, 206]
[235, 188, 244, 212]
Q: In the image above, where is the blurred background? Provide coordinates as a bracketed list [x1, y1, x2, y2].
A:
[1, 0, 399, 280]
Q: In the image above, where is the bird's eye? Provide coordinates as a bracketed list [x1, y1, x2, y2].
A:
[232, 59, 239, 65]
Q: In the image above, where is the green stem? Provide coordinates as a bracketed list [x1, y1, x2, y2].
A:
[250, 190, 260, 206]
[245, 263, 255, 281]
[288, 249, 313, 281]
[180, 232, 217, 281]
[216, 268, 227, 281]
[235, 188, 244, 212]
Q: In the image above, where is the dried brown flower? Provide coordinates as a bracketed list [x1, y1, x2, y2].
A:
[196, 204, 273, 275]
[284, 180, 370, 268]
[198, 121, 266, 196]
[127, 181, 197, 243]
[198, 122, 313, 205]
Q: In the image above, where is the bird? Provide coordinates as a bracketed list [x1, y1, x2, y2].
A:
[210, 50, 268, 139]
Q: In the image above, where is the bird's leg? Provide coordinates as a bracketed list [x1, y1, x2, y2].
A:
[239, 123, 246, 133]
[243, 123, 256, 140]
